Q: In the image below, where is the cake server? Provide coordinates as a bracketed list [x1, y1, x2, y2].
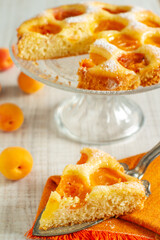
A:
[32, 141, 160, 237]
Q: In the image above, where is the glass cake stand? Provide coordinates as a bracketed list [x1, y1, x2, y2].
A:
[10, 36, 160, 145]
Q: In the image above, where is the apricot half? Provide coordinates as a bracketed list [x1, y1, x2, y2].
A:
[0, 147, 33, 180]
[56, 174, 91, 208]
[0, 103, 24, 132]
[18, 72, 44, 94]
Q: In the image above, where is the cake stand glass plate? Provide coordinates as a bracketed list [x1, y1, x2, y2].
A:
[10, 34, 160, 144]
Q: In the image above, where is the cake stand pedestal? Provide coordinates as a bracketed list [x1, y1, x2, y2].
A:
[55, 94, 144, 144]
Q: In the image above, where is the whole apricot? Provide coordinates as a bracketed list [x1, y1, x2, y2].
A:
[0, 48, 14, 71]
[18, 72, 44, 94]
[0, 147, 33, 180]
[0, 103, 24, 132]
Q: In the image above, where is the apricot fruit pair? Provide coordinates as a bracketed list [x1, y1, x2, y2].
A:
[0, 48, 43, 93]
[0, 147, 33, 180]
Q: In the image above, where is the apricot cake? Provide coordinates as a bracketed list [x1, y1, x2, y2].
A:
[17, 2, 160, 90]
[39, 148, 146, 230]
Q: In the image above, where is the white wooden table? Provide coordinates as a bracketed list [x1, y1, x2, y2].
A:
[0, 0, 160, 239]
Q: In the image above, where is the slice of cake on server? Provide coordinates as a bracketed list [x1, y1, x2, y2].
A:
[39, 148, 146, 230]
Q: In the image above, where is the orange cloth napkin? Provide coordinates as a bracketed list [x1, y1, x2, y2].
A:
[25, 153, 160, 240]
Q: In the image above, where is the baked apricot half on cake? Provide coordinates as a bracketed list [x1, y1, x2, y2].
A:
[39, 148, 146, 230]
[17, 2, 160, 90]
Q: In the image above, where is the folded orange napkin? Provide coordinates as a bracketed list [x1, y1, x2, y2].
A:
[25, 153, 160, 240]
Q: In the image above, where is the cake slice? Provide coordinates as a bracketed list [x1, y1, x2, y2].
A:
[39, 148, 146, 230]
[77, 37, 141, 91]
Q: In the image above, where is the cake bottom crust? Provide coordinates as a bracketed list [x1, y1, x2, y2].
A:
[77, 68, 140, 91]
[39, 182, 146, 230]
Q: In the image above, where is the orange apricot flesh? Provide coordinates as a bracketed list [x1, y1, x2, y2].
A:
[117, 53, 148, 73]
[103, 7, 130, 14]
[0, 147, 33, 180]
[18, 72, 44, 94]
[53, 5, 85, 20]
[144, 35, 160, 48]
[0, 103, 24, 132]
[0, 48, 14, 71]
[90, 53, 107, 65]
[94, 20, 126, 33]
[108, 34, 140, 51]
[77, 153, 88, 164]
[56, 174, 91, 208]
[80, 59, 95, 68]
[140, 18, 160, 28]
[30, 23, 61, 34]
[90, 168, 127, 186]
[137, 11, 160, 28]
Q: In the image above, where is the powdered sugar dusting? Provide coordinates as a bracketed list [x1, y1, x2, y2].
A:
[144, 45, 160, 59]
[86, 3, 101, 13]
[88, 148, 114, 161]
[119, 11, 148, 31]
[119, 12, 135, 21]
[129, 20, 148, 31]
[92, 150, 105, 159]
[103, 59, 118, 72]
[120, 6, 144, 17]
[94, 39, 117, 53]
[131, 6, 144, 13]
[65, 14, 87, 23]
[37, 11, 47, 17]
[120, 7, 148, 31]
[65, 2, 101, 23]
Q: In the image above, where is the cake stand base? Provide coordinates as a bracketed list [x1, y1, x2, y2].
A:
[55, 94, 144, 145]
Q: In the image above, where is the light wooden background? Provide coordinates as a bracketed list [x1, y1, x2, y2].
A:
[0, 0, 160, 239]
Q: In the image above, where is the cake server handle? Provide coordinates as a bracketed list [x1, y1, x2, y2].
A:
[124, 141, 160, 179]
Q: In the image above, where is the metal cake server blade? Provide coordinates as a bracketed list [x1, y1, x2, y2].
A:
[33, 211, 103, 237]
[32, 141, 160, 237]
